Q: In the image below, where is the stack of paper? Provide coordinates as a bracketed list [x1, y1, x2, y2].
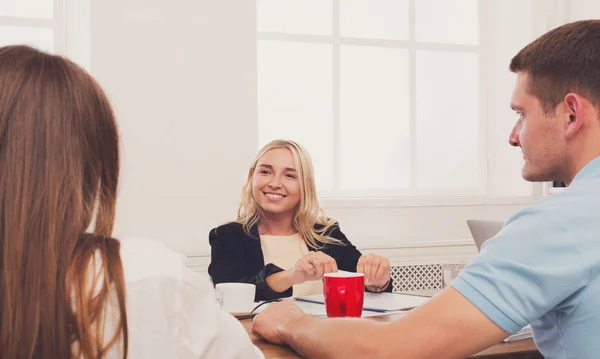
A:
[292, 300, 402, 318]
[504, 325, 533, 342]
[294, 292, 430, 312]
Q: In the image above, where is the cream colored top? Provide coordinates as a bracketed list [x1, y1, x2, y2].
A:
[260, 233, 324, 296]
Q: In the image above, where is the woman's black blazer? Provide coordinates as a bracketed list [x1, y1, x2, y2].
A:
[208, 222, 392, 301]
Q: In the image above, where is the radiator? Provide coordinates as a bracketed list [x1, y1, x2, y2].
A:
[391, 263, 443, 293]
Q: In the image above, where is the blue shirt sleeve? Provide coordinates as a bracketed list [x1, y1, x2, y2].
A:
[452, 206, 589, 334]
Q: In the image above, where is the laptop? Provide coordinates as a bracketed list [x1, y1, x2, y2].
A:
[466, 219, 504, 251]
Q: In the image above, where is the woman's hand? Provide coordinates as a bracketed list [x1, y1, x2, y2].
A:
[357, 253, 391, 290]
[289, 251, 338, 285]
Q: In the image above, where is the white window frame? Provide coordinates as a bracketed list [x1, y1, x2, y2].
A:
[257, 0, 566, 207]
[64, 0, 90, 71]
[0, 0, 64, 52]
[0, 0, 90, 70]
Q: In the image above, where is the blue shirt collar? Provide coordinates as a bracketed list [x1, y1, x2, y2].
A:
[571, 155, 600, 183]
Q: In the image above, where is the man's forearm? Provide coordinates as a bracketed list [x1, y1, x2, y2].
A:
[280, 315, 387, 359]
[253, 287, 511, 359]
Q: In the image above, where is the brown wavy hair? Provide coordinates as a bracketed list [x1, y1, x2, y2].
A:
[0, 46, 127, 358]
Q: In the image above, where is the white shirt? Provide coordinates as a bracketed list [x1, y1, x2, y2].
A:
[104, 237, 264, 359]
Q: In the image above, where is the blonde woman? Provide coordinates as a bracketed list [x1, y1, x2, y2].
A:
[208, 140, 392, 301]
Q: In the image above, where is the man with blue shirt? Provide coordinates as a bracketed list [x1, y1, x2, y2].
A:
[252, 20, 600, 359]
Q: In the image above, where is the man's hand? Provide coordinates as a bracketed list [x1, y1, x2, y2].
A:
[252, 299, 307, 345]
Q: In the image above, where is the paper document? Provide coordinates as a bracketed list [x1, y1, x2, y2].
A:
[503, 325, 533, 342]
[293, 299, 409, 318]
[294, 292, 430, 312]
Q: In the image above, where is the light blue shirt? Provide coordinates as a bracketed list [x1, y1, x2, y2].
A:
[453, 156, 600, 359]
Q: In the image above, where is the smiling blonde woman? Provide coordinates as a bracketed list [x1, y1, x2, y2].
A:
[208, 140, 393, 301]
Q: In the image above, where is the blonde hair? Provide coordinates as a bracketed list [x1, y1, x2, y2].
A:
[237, 140, 342, 248]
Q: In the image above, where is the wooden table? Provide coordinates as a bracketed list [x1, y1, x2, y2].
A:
[242, 315, 542, 359]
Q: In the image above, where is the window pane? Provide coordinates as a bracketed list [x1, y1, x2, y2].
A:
[0, 0, 53, 19]
[486, 0, 535, 196]
[0, 26, 53, 52]
[257, 40, 333, 191]
[415, 0, 478, 45]
[340, 46, 410, 190]
[257, 0, 332, 35]
[416, 50, 479, 189]
[340, 0, 409, 40]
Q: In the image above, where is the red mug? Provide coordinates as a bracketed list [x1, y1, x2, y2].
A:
[323, 272, 365, 317]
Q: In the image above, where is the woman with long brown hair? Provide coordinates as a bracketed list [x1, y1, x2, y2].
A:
[0, 45, 262, 359]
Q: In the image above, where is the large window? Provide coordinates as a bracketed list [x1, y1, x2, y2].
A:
[257, 0, 543, 200]
[0, 0, 62, 52]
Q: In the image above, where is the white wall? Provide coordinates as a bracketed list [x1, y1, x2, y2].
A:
[86, 0, 552, 259]
[90, 0, 257, 254]
[568, 0, 600, 21]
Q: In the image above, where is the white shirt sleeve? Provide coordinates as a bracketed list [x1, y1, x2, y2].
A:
[110, 238, 264, 359]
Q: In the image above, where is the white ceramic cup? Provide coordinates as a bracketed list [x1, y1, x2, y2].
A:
[215, 283, 256, 313]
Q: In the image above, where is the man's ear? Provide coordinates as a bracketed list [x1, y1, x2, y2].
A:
[564, 93, 584, 139]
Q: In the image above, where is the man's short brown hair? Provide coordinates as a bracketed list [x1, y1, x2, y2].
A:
[510, 20, 600, 114]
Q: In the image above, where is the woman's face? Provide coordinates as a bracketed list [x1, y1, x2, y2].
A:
[251, 148, 301, 219]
